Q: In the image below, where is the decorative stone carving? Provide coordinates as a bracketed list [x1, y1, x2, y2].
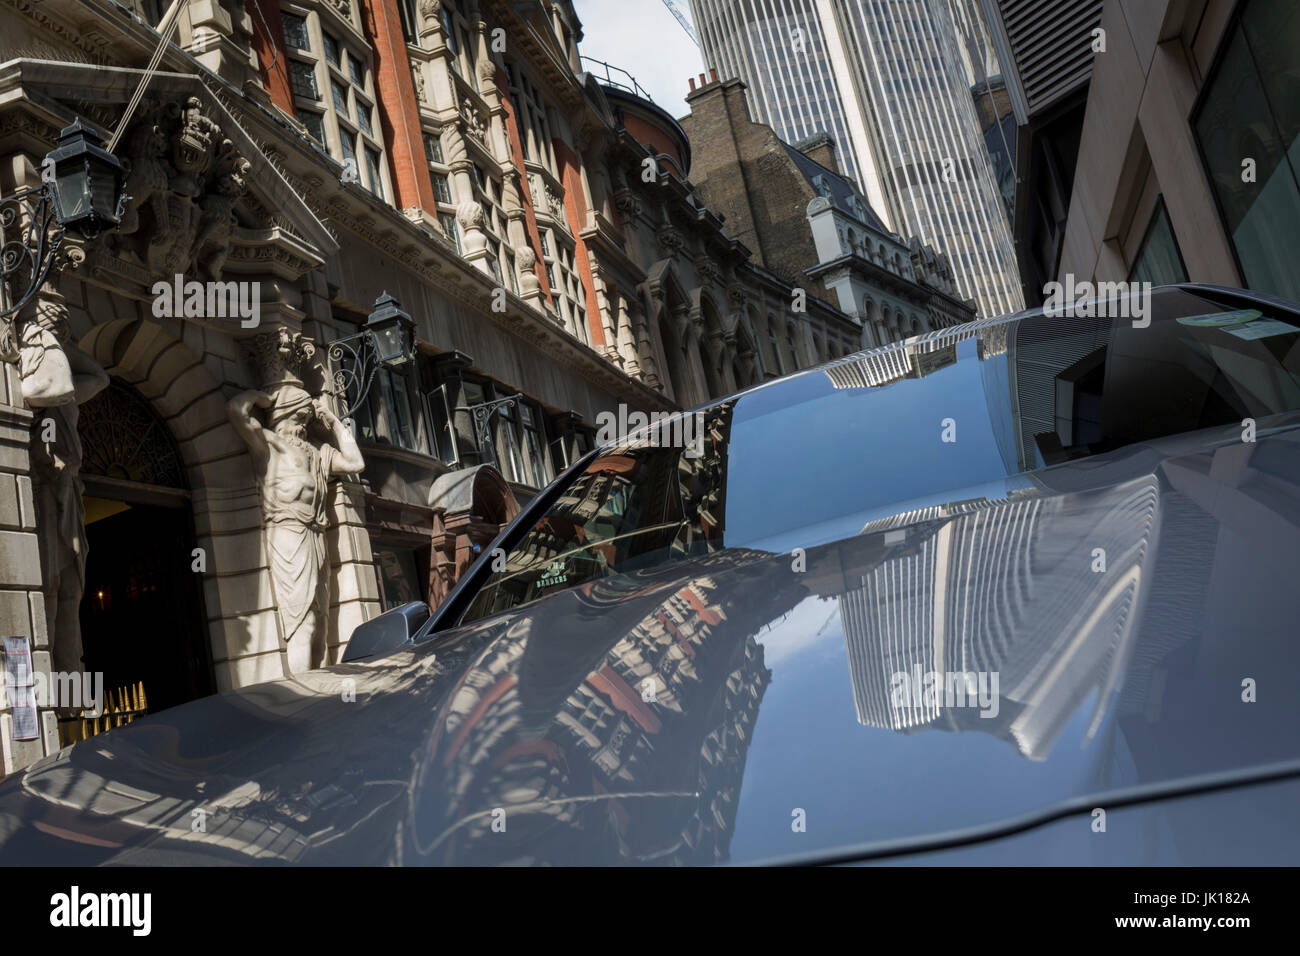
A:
[18, 289, 109, 702]
[443, 121, 469, 171]
[411, 65, 427, 105]
[460, 98, 487, 144]
[657, 225, 684, 258]
[455, 200, 483, 231]
[228, 329, 365, 675]
[501, 170, 522, 213]
[516, 246, 540, 294]
[191, 148, 250, 279]
[110, 97, 251, 281]
[614, 191, 641, 220]
[323, 0, 353, 20]
[545, 182, 564, 218]
[455, 200, 487, 253]
[696, 257, 724, 286]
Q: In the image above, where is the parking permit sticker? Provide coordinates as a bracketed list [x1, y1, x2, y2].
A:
[1177, 309, 1296, 340]
[1177, 309, 1262, 327]
[1222, 318, 1297, 340]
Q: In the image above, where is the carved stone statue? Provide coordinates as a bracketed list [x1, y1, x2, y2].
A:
[411, 65, 426, 105]
[191, 149, 251, 281]
[228, 330, 364, 675]
[18, 290, 108, 703]
[110, 97, 250, 280]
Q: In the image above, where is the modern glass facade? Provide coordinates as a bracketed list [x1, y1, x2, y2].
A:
[691, 0, 1025, 319]
[692, 0, 868, 189]
[1194, 0, 1300, 302]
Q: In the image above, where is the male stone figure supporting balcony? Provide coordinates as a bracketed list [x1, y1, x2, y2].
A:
[17, 289, 108, 709]
[228, 330, 364, 675]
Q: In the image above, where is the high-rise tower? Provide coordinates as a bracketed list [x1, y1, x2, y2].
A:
[690, 0, 1025, 318]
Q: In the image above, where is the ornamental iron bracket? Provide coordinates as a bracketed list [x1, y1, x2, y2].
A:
[327, 329, 382, 421]
[456, 392, 523, 453]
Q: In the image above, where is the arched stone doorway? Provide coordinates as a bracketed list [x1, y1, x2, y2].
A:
[73, 378, 213, 741]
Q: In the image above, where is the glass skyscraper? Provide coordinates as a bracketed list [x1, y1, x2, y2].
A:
[690, 0, 1025, 318]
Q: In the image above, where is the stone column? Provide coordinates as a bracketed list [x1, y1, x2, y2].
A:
[444, 120, 489, 268]
[503, 171, 540, 301]
[613, 295, 642, 377]
[0, 345, 58, 776]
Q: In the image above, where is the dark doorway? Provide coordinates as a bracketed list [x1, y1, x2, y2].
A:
[80, 499, 214, 715]
[73, 379, 214, 735]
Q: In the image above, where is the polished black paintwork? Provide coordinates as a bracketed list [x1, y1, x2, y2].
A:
[2, 286, 1299, 865]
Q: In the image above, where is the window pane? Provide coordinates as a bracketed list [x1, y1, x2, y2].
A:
[356, 104, 372, 136]
[424, 132, 443, 164]
[380, 368, 416, 449]
[348, 53, 365, 86]
[432, 173, 451, 204]
[282, 12, 310, 50]
[439, 212, 460, 251]
[427, 384, 458, 464]
[374, 548, 422, 610]
[398, 0, 419, 42]
[323, 33, 339, 65]
[332, 80, 349, 116]
[1195, 26, 1300, 300]
[298, 110, 325, 144]
[1241, 0, 1300, 148]
[289, 60, 318, 99]
[497, 415, 524, 483]
[1129, 200, 1187, 286]
[365, 147, 385, 199]
[442, 10, 457, 56]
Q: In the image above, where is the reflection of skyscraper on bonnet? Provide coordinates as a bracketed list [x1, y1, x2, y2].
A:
[689, 0, 1024, 319]
[839, 475, 1160, 759]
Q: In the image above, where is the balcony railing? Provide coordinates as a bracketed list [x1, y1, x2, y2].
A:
[580, 56, 656, 103]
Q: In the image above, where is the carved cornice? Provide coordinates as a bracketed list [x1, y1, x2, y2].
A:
[2, 0, 121, 64]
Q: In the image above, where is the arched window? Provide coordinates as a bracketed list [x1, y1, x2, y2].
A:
[767, 313, 784, 375]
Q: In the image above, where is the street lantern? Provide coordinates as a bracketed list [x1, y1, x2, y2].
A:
[327, 293, 419, 419]
[1, 117, 126, 323]
[365, 292, 416, 367]
[42, 119, 124, 238]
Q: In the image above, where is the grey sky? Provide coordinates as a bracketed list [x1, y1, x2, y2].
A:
[575, 0, 706, 120]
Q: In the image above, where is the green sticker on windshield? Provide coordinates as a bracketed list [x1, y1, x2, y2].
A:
[1177, 308, 1296, 339]
[1177, 309, 1262, 327]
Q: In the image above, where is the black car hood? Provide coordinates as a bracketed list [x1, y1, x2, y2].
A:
[2, 416, 1300, 865]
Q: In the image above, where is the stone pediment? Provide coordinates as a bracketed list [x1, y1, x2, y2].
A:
[0, 59, 338, 290]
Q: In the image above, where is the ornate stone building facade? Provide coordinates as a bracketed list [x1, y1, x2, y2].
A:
[0, 0, 890, 776]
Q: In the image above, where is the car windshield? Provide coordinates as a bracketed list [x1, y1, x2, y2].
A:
[458, 289, 1300, 625]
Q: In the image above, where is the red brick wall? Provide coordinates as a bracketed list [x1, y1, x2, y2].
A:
[552, 138, 606, 347]
[247, 0, 294, 115]
[497, 67, 554, 301]
[358, 0, 437, 212]
[622, 114, 686, 178]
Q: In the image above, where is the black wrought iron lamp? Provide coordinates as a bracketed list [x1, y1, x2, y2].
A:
[328, 292, 418, 419]
[1, 119, 125, 320]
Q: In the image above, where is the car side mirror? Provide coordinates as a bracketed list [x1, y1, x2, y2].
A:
[341, 601, 430, 662]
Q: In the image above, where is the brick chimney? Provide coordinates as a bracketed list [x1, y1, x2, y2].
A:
[794, 133, 838, 174]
